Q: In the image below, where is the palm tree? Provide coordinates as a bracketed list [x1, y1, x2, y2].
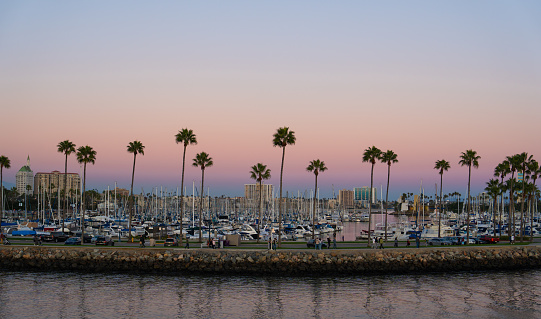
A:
[527, 159, 540, 242]
[175, 128, 197, 246]
[459, 149, 480, 244]
[517, 152, 530, 242]
[76, 146, 97, 242]
[494, 161, 510, 238]
[485, 179, 501, 236]
[272, 127, 296, 246]
[0, 155, 11, 228]
[193, 152, 213, 243]
[250, 163, 271, 243]
[306, 159, 328, 239]
[506, 154, 523, 238]
[380, 150, 398, 241]
[434, 159, 450, 238]
[362, 146, 382, 246]
[57, 140, 76, 234]
[127, 140, 145, 241]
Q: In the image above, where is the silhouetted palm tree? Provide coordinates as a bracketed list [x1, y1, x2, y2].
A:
[362, 146, 382, 246]
[459, 149, 480, 244]
[127, 140, 145, 241]
[434, 159, 450, 238]
[527, 159, 540, 242]
[380, 150, 398, 241]
[485, 178, 501, 236]
[175, 128, 197, 245]
[494, 161, 510, 238]
[306, 159, 328, 239]
[250, 163, 271, 243]
[57, 140, 76, 234]
[0, 155, 11, 227]
[193, 152, 213, 243]
[272, 127, 296, 246]
[506, 154, 522, 238]
[76, 146, 97, 242]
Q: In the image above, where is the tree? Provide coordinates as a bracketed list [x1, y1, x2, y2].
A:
[517, 152, 530, 242]
[76, 146, 97, 242]
[505, 154, 523, 238]
[0, 155, 11, 227]
[527, 159, 540, 242]
[127, 140, 145, 240]
[485, 178, 501, 237]
[249, 163, 271, 243]
[57, 140, 76, 234]
[272, 127, 296, 247]
[175, 129, 197, 245]
[362, 146, 382, 246]
[380, 150, 398, 241]
[459, 149, 480, 244]
[306, 159, 328, 239]
[434, 159, 450, 238]
[494, 161, 510, 238]
[193, 152, 213, 243]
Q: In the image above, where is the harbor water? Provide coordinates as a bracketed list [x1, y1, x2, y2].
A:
[1, 269, 540, 318]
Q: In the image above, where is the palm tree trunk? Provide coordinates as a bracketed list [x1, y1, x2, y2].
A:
[385, 164, 390, 241]
[81, 164, 87, 242]
[0, 168, 3, 229]
[466, 165, 471, 244]
[257, 179, 262, 243]
[509, 174, 515, 238]
[520, 170, 525, 242]
[500, 176, 504, 239]
[180, 145, 187, 246]
[367, 163, 374, 247]
[438, 173, 443, 238]
[63, 153, 68, 234]
[312, 174, 318, 239]
[199, 169, 205, 243]
[278, 147, 285, 247]
[129, 153, 136, 241]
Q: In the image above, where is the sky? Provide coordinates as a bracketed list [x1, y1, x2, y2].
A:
[1, 1, 540, 200]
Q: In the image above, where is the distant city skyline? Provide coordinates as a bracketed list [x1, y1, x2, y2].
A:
[1, 1, 540, 200]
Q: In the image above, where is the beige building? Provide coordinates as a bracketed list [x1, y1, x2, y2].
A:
[34, 170, 80, 195]
[338, 189, 354, 209]
[244, 184, 273, 203]
[16, 156, 34, 195]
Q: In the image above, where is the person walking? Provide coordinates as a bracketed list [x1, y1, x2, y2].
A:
[333, 236, 337, 249]
[415, 236, 420, 248]
[185, 238, 190, 249]
[379, 237, 384, 249]
[327, 237, 331, 249]
[140, 235, 145, 248]
[394, 237, 398, 248]
[315, 237, 320, 250]
[407, 239, 410, 247]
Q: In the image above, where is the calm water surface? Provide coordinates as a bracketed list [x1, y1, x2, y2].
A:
[1, 269, 540, 318]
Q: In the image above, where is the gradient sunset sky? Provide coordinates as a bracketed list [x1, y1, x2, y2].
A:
[1, 1, 540, 200]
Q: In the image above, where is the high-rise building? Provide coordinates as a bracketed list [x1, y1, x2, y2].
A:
[34, 170, 81, 195]
[338, 189, 354, 208]
[16, 156, 34, 195]
[244, 184, 273, 203]
[354, 187, 377, 203]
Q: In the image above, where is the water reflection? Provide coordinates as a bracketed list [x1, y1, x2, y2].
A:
[1, 270, 541, 318]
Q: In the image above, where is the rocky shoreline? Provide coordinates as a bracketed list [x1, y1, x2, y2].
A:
[1, 245, 540, 275]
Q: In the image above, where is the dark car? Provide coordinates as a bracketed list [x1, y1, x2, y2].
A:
[164, 238, 179, 247]
[44, 231, 69, 242]
[306, 239, 327, 248]
[73, 232, 93, 243]
[95, 236, 115, 246]
[478, 235, 500, 244]
[64, 237, 82, 245]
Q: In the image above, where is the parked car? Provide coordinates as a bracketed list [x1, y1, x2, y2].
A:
[43, 231, 69, 243]
[445, 236, 463, 245]
[72, 232, 93, 243]
[64, 237, 82, 245]
[306, 239, 327, 248]
[478, 235, 500, 244]
[164, 238, 179, 247]
[427, 238, 452, 246]
[95, 236, 115, 246]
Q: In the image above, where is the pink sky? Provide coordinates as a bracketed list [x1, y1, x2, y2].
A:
[1, 2, 540, 199]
